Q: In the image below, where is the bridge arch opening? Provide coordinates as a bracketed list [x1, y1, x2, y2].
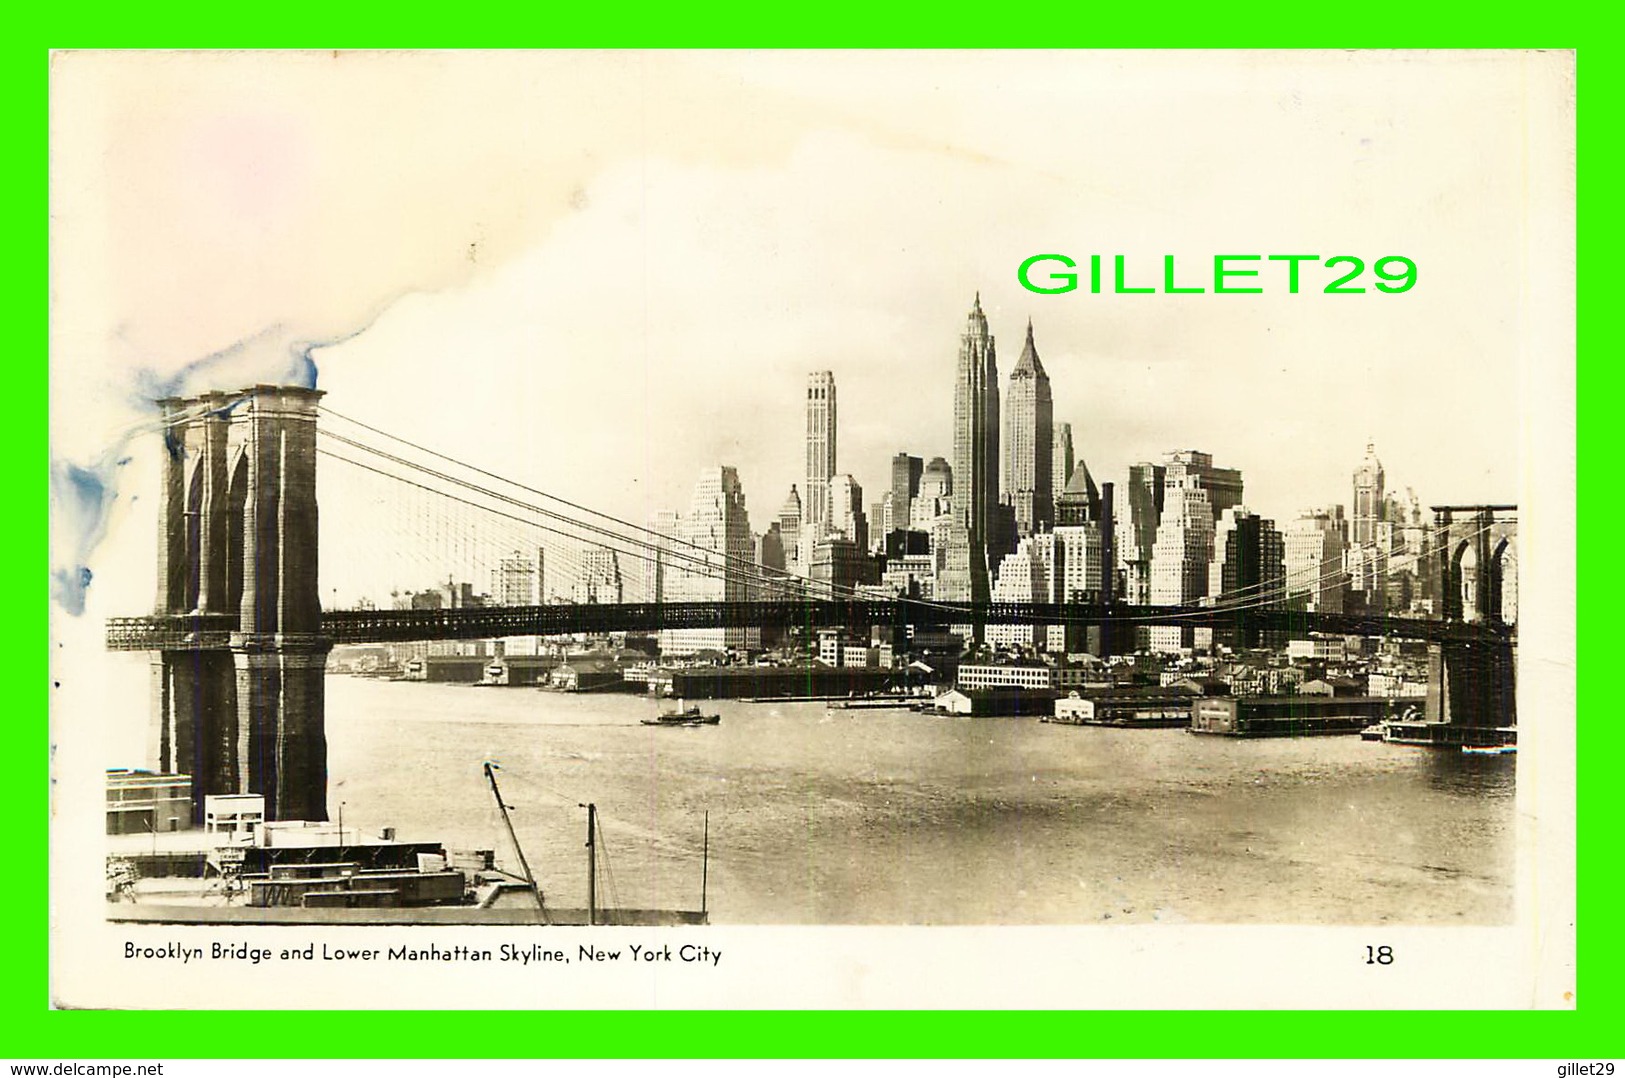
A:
[1448, 538, 1476, 622]
[226, 449, 248, 618]
[1492, 537, 1517, 627]
[184, 457, 205, 613]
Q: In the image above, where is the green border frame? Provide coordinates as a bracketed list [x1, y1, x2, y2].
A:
[23, 10, 1609, 1059]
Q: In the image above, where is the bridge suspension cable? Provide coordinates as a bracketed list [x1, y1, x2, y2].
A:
[1175, 514, 1515, 621]
[321, 406, 813, 586]
[314, 403, 1513, 632]
[317, 407, 966, 614]
[316, 446, 751, 598]
[317, 431, 887, 610]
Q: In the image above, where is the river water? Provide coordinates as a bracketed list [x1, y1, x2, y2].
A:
[324, 677, 1515, 925]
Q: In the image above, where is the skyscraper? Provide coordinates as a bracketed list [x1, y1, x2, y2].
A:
[1350, 441, 1387, 611]
[777, 485, 803, 577]
[491, 549, 539, 606]
[572, 546, 623, 604]
[1054, 458, 1101, 526]
[1149, 478, 1215, 652]
[890, 452, 923, 536]
[1381, 489, 1433, 615]
[1116, 462, 1166, 606]
[987, 523, 1113, 652]
[1148, 450, 1238, 650]
[660, 466, 759, 654]
[828, 473, 868, 552]
[988, 531, 1060, 650]
[1163, 450, 1243, 521]
[1284, 507, 1347, 613]
[912, 456, 953, 529]
[645, 509, 681, 604]
[805, 372, 837, 533]
[947, 294, 999, 603]
[1352, 441, 1385, 548]
[755, 525, 790, 626]
[1052, 422, 1075, 506]
[1208, 507, 1285, 650]
[1050, 520, 1109, 653]
[1004, 319, 1054, 538]
[490, 549, 544, 656]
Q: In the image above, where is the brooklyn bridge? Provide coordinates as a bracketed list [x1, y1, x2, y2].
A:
[104, 385, 1518, 823]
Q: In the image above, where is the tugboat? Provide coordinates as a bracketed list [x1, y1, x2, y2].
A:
[641, 702, 721, 727]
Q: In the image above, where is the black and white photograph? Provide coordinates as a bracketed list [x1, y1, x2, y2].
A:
[48, 50, 1575, 1009]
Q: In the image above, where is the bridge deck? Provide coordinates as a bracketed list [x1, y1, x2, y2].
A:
[105, 601, 1514, 650]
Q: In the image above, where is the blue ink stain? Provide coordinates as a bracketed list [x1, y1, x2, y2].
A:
[208, 394, 255, 420]
[57, 302, 394, 614]
[51, 566, 93, 617]
[287, 350, 319, 389]
[50, 455, 116, 615]
[57, 460, 105, 507]
[128, 320, 339, 411]
[132, 322, 288, 406]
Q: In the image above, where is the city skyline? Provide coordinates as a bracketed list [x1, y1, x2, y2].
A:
[312, 335, 1460, 615]
[49, 51, 1557, 625]
[62, 294, 1512, 620]
[46, 50, 1573, 1011]
[62, 268, 1518, 622]
[57, 276, 1506, 618]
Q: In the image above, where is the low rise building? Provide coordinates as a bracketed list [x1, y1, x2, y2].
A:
[1190, 695, 1397, 737]
[1367, 672, 1428, 698]
[548, 657, 623, 692]
[1225, 665, 1305, 697]
[933, 686, 1057, 717]
[106, 769, 192, 835]
[1048, 688, 1195, 727]
[958, 663, 1055, 691]
[1287, 637, 1349, 663]
[1053, 665, 1098, 692]
[204, 794, 266, 840]
[842, 645, 881, 669]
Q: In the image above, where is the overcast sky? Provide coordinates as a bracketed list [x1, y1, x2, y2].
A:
[50, 50, 1573, 616]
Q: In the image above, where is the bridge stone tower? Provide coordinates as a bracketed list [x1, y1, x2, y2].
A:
[1426, 505, 1517, 736]
[150, 385, 329, 823]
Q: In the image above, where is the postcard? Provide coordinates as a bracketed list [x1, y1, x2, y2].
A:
[47, 49, 1575, 1010]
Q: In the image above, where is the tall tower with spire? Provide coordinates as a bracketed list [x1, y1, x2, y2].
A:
[1352, 440, 1385, 548]
[1350, 440, 1388, 611]
[948, 294, 1000, 603]
[1004, 318, 1054, 538]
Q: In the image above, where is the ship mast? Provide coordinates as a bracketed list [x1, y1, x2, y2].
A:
[584, 802, 597, 926]
[483, 762, 545, 911]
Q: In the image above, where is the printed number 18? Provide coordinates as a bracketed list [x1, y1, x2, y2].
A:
[1365, 946, 1394, 965]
